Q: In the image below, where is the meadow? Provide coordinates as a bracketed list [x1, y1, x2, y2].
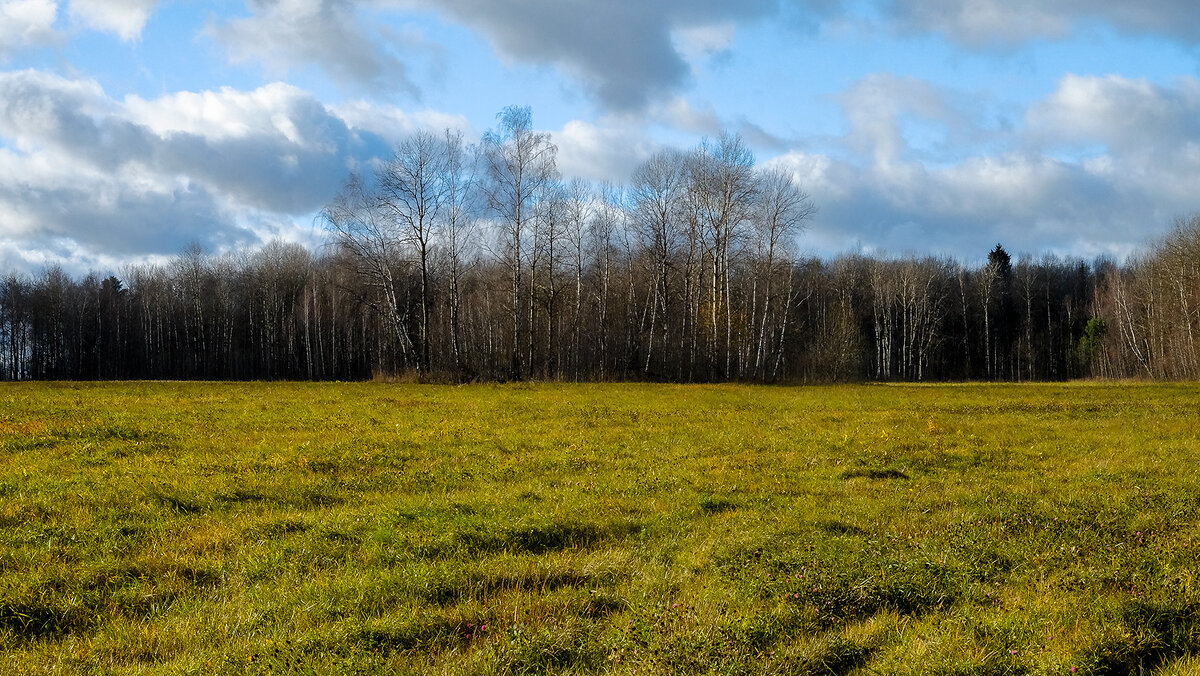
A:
[1, 381, 1199, 675]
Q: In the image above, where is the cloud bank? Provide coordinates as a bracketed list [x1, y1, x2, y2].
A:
[772, 72, 1200, 260]
[0, 70, 409, 270]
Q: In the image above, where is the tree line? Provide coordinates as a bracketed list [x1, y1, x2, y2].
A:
[3, 107, 1200, 383]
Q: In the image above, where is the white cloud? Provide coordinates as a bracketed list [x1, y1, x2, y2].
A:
[636, 95, 792, 153]
[331, 100, 473, 148]
[0, 0, 58, 56]
[840, 73, 984, 166]
[0, 68, 123, 155]
[125, 83, 343, 149]
[0, 142, 236, 263]
[764, 150, 846, 200]
[1021, 74, 1200, 213]
[553, 119, 657, 184]
[68, 0, 158, 41]
[672, 21, 737, 63]
[651, 96, 723, 136]
[0, 70, 465, 270]
[0, 0, 162, 57]
[1028, 74, 1200, 157]
[775, 71, 1200, 260]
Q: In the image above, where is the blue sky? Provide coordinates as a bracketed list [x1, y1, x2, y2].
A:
[2, 0, 1200, 273]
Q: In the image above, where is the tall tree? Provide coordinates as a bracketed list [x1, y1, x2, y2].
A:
[562, 179, 593, 381]
[378, 130, 460, 374]
[323, 173, 416, 370]
[440, 129, 479, 376]
[751, 168, 815, 378]
[481, 106, 558, 380]
[630, 149, 686, 376]
[686, 133, 759, 376]
[980, 244, 1013, 379]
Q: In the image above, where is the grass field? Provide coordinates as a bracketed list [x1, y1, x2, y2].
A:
[2, 381, 1200, 675]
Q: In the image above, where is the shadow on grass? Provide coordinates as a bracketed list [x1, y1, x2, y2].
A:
[839, 467, 909, 480]
[1079, 600, 1200, 675]
[450, 519, 643, 557]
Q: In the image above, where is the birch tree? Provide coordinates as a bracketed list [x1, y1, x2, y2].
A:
[481, 106, 558, 380]
[322, 173, 416, 367]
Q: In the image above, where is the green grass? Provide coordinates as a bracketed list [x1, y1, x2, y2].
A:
[2, 381, 1200, 675]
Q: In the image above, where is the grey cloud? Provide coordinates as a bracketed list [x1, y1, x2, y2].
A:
[780, 0, 853, 33]
[1, 179, 238, 257]
[207, 0, 418, 97]
[735, 120, 790, 152]
[203, 0, 1200, 114]
[797, 153, 1151, 261]
[409, 0, 782, 109]
[198, 0, 846, 113]
[881, 0, 1200, 47]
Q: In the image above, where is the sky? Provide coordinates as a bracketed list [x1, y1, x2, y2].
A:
[2, 0, 1200, 274]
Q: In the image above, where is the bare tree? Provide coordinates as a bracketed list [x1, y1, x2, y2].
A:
[481, 106, 558, 380]
[322, 172, 416, 369]
[562, 179, 593, 380]
[247, 241, 312, 378]
[440, 129, 480, 375]
[686, 133, 759, 376]
[589, 185, 623, 380]
[377, 130, 454, 374]
[630, 149, 686, 375]
[751, 168, 815, 378]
